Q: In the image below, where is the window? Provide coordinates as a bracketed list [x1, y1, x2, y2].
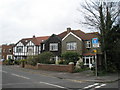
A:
[8, 55, 12, 59]
[43, 44, 45, 50]
[9, 49, 12, 53]
[3, 49, 6, 52]
[67, 42, 77, 50]
[16, 46, 23, 53]
[86, 41, 91, 48]
[27, 46, 33, 53]
[50, 43, 58, 51]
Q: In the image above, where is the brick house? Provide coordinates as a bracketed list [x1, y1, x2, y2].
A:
[0, 45, 2, 60]
[1, 44, 14, 60]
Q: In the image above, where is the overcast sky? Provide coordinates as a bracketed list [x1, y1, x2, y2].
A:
[0, 0, 93, 44]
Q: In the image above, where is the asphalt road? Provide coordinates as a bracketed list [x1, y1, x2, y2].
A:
[1, 65, 119, 90]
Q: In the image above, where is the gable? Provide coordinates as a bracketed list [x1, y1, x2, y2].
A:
[16, 41, 24, 46]
[62, 32, 82, 41]
[43, 34, 61, 44]
[26, 41, 35, 46]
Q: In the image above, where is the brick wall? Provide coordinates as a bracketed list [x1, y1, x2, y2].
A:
[24, 64, 38, 69]
[24, 63, 74, 73]
[0, 61, 2, 65]
[37, 63, 74, 73]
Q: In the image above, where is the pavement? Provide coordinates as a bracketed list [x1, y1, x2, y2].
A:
[5, 65, 120, 83]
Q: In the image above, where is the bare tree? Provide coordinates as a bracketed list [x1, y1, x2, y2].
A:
[79, 0, 120, 70]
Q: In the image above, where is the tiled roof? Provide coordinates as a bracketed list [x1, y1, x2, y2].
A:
[16, 36, 50, 46]
[58, 31, 67, 39]
[58, 29, 99, 40]
[83, 53, 95, 56]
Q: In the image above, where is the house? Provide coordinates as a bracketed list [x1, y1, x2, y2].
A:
[13, 35, 49, 60]
[59, 28, 101, 67]
[13, 27, 101, 68]
[0, 45, 2, 60]
[41, 34, 62, 60]
[1, 44, 14, 60]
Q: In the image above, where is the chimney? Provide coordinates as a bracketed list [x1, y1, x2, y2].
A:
[67, 27, 71, 33]
[33, 35, 35, 38]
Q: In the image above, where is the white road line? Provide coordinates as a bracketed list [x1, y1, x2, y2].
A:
[39, 81, 66, 88]
[11, 73, 30, 80]
[2, 71, 8, 73]
[95, 84, 106, 88]
[0, 70, 8, 73]
[84, 83, 99, 89]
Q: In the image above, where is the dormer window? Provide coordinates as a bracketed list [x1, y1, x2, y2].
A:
[86, 41, 91, 48]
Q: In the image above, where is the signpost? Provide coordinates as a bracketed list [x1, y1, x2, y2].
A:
[92, 38, 99, 48]
[93, 49, 97, 77]
[92, 38, 99, 77]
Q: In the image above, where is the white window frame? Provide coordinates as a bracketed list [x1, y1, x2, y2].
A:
[83, 56, 94, 68]
[43, 44, 45, 50]
[7, 55, 13, 60]
[86, 41, 91, 48]
[66, 42, 77, 50]
[27, 46, 34, 53]
[16, 46, 23, 53]
[49, 43, 58, 51]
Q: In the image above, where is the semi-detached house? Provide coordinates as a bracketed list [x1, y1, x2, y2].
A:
[13, 36, 49, 60]
[13, 27, 101, 68]
[40, 28, 101, 67]
[60, 28, 101, 67]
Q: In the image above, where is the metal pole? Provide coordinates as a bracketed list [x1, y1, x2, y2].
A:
[95, 52, 97, 77]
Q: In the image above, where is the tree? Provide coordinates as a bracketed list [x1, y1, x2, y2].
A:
[79, 0, 120, 71]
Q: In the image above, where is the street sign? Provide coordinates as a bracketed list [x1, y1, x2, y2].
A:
[93, 49, 97, 53]
[92, 38, 99, 48]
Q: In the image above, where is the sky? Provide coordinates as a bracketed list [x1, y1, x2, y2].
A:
[0, 0, 93, 44]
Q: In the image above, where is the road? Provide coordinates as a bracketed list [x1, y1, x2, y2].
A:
[1, 65, 119, 90]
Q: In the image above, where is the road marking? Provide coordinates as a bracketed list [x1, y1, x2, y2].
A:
[95, 84, 106, 88]
[39, 81, 66, 88]
[11, 73, 30, 79]
[84, 83, 99, 89]
[0, 70, 8, 73]
[2, 82, 38, 86]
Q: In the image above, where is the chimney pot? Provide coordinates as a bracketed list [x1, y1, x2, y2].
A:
[33, 35, 35, 38]
[67, 27, 71, 33]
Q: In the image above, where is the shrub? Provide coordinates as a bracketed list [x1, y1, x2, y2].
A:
[14, 60, 20, 65]
[26, 55, 39, 66]
[58, 60, 69, 65]
[61, 52, 79, 65]
[3, 60, 9, 65]
[38, 52, 54, 64]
